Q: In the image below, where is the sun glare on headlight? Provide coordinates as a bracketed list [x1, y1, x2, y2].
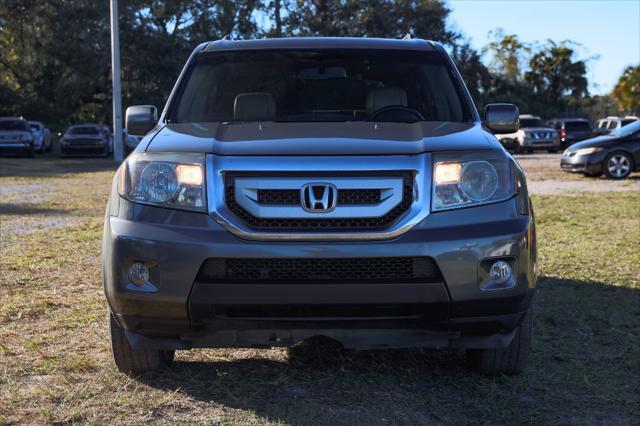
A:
[176, 164, 203, 186]
[434, 163, 461, 184]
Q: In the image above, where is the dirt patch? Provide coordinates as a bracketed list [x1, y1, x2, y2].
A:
[0, 182, 60, 205]
[528, 179, 640, 195]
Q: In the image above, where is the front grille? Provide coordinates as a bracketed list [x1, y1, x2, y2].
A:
[67, 138, 102, 145]
[258, 189, 299, 205]
[257, 188, 381, 206]
[61, 147, 105, 155]
[338, 189, 380, 205]
[226, 174, 413, 231]
[196, 257, 443, 284]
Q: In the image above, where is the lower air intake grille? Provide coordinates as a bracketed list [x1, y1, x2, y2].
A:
[196, 257, 443, 284]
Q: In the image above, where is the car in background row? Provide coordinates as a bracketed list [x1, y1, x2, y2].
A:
[100, 124, 114, 154]
[0, 117, 36, 157]
[125, 133, 142, 154]
[561, 120, 640, 179]
[60, 124, 111, 157]
[28, 121, 52, 153]
[594, 116, 639, 136]
[546, 118, 593, 147]
[495, 114, 560, 153]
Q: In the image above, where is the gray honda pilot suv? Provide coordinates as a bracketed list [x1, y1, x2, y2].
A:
[103, 37, 536, 376]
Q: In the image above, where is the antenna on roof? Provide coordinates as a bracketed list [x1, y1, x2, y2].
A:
[402, 33, 413, 40]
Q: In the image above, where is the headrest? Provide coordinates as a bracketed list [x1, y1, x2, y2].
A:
[233, 92, 276, 122]
[366, 87, 408, 115]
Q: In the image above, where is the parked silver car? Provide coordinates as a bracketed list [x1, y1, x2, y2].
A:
[0, 117, 36, 157]
[495, 114, 560, 153]
[103, 37, 537, 377]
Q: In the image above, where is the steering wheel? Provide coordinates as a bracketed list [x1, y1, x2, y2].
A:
[370, 105, 425, 122]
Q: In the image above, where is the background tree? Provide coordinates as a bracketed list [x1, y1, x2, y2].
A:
[525, 41, 588, 115]
[483, 29, 529, 81]
[0, 0, 603, 131]
[611, 65, 640, 114]
[451, 41, 491, 107]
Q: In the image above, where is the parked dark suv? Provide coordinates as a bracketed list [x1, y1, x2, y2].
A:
[103, 37, 537, 376]
[547, 118, 593, 147]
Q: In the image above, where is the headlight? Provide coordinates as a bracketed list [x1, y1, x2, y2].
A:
[575, 147, 603, 156]
[118, 152, 206, 212]
[432, 152, 516, 211]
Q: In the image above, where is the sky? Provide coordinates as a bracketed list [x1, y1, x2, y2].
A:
[448, 0, 640, 95]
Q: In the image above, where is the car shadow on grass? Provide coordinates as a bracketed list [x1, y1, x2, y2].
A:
[0, 203, 71, 216]
[0, 156, 117, 177]
[135, 275, 639, 424]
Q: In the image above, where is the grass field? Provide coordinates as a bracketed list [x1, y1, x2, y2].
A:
[1, 157, 639, 424]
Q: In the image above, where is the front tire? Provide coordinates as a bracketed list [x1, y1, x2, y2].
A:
[467, 308, 533, 375]
[109, 309, 174, 374]
[604, 152, 633, 179]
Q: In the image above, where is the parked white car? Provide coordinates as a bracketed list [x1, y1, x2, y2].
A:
[495, 114, 561, 154]
[594, 116, 638, 135]
[28, 121, 52, 153]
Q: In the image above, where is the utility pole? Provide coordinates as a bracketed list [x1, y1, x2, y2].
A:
[110, 0, 124, 163]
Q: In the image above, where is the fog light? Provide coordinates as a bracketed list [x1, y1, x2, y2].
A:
[489, 260, 512, 284]
[128, 262, 149, 286]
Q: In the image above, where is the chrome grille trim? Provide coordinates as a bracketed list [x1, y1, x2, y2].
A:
[206, 154, 431, 241]
[233, 176, 403, 219]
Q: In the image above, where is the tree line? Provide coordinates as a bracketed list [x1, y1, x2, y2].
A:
[0, 0, 637, 132]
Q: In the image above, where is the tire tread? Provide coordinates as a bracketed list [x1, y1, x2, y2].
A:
[467, 308, 532, 375]
[108, 309, 174, 374]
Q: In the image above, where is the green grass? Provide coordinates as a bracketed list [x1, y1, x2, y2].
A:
[1, 158, 639, 424]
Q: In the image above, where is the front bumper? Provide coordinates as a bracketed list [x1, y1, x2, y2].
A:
[0, 142, 32, 154]
[103, 191, 537, 350]
[61, 143, 107, 156]
[560, 151, 605, 174]
[522, 138, 561, 150]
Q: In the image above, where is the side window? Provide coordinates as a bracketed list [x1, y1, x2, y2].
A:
[554, 122, 562, 130]
[607, 121, 618, 130]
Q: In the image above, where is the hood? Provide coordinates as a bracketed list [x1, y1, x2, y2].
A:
[144, 121, 499, 155]
[567, 134, 617, 151]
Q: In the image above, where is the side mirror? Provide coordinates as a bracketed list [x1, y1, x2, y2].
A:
[125, 105, 158, 136]
[484, 103, 519, 134]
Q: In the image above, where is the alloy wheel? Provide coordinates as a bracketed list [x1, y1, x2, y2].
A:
[607, 154, 631, 178]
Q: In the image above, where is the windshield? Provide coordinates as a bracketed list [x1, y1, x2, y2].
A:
[0, 120, 29, 131]
[68, 126, 99, 135]
[611, 120, 640, 138]
[29, 124, 41, 132]
[565, 121, 592, 131]
[519, 118, 545, 128]
[170, 49, 473, 124]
